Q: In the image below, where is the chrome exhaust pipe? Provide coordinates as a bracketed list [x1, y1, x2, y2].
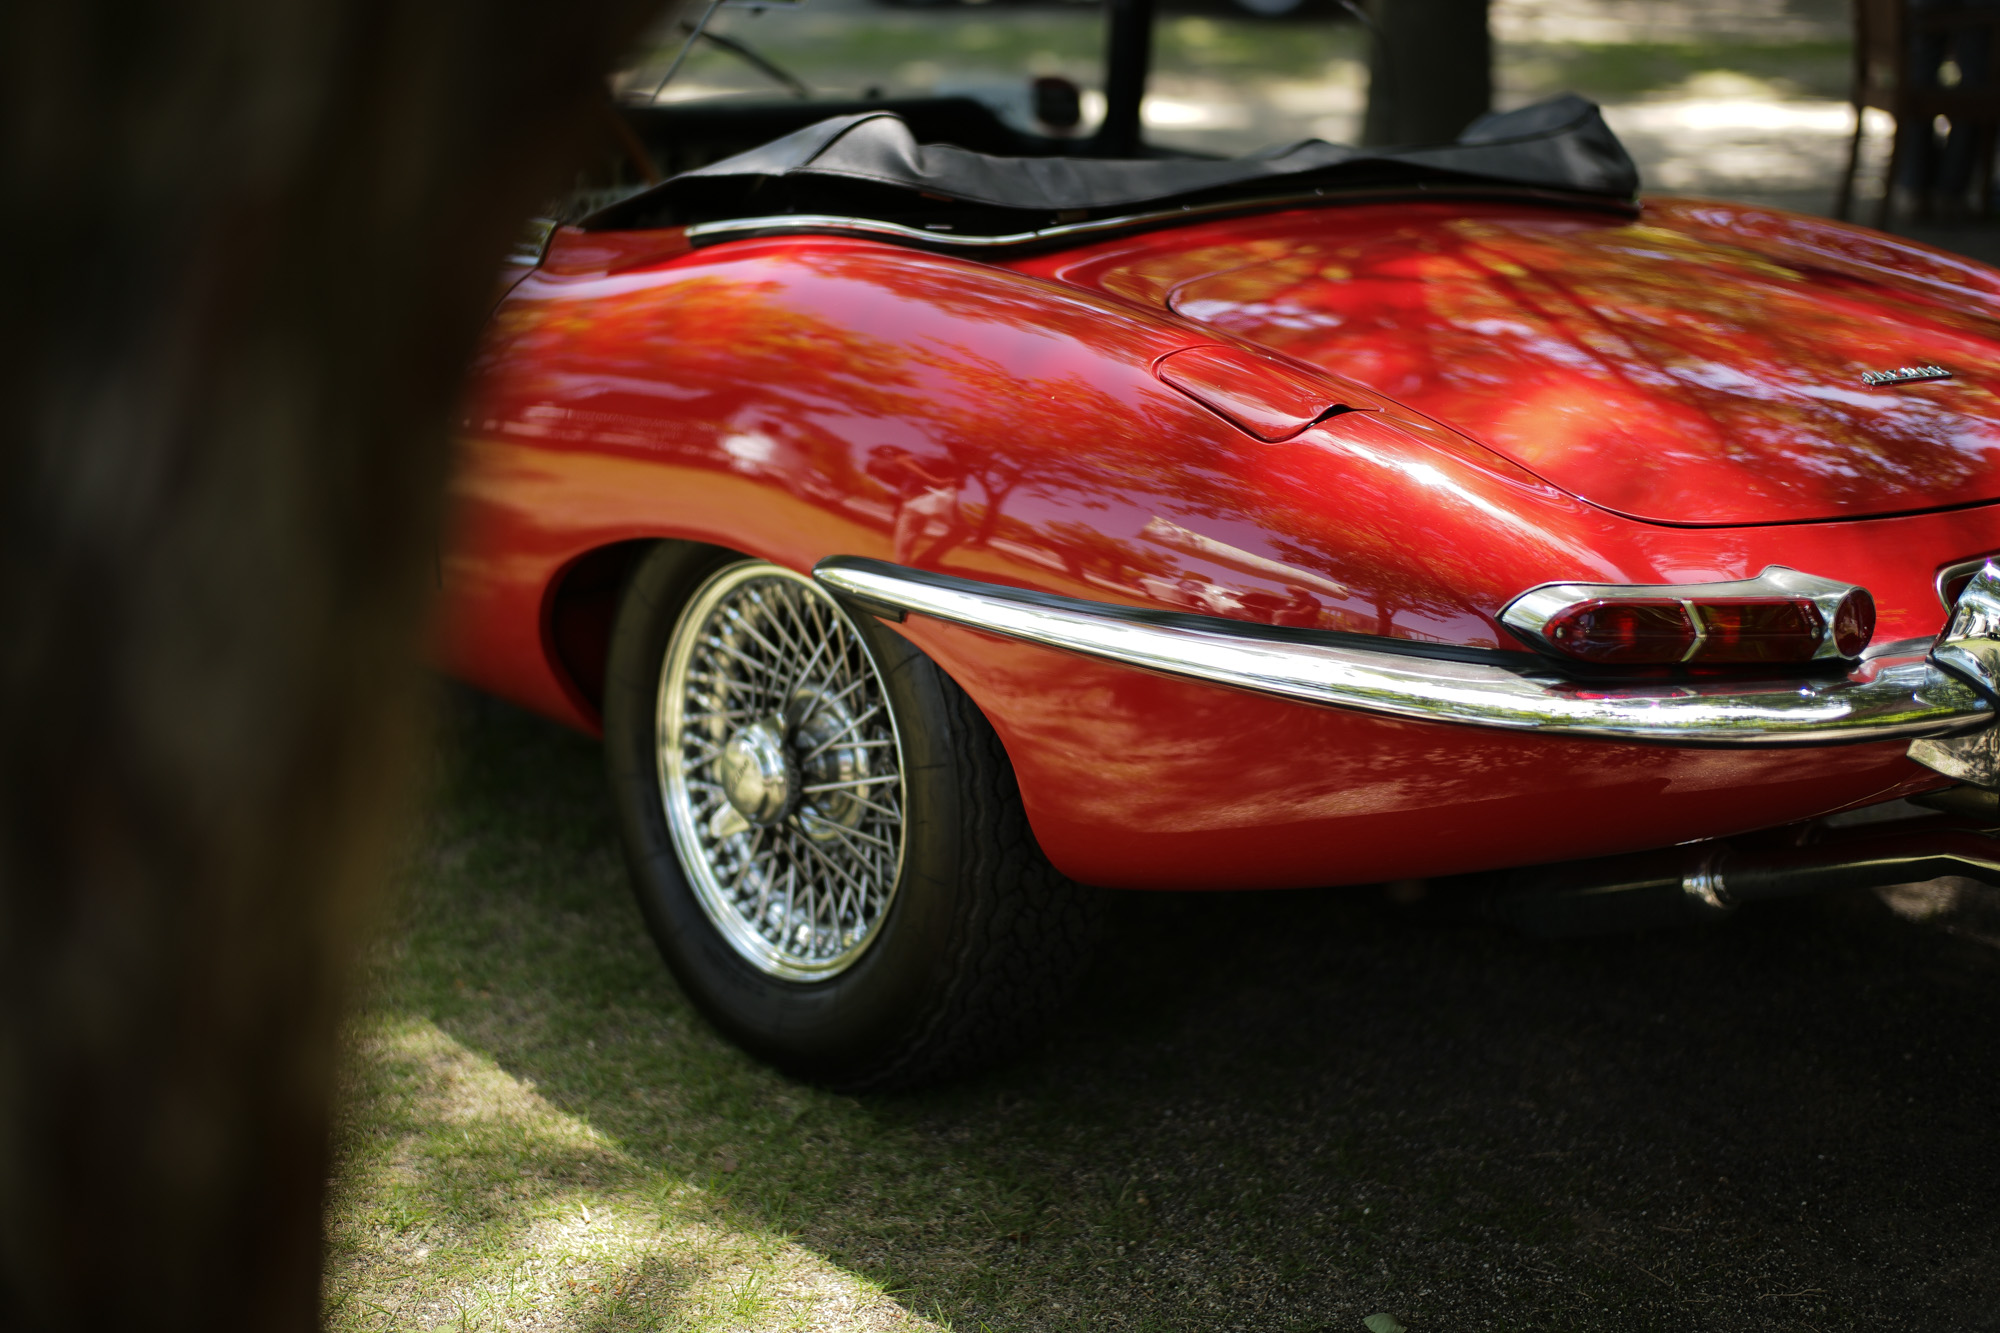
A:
[1464, 820, 2000, 937]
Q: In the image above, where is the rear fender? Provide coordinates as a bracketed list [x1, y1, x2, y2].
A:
[438, 235, 1971, 886]
[442, 236, 1591, 722]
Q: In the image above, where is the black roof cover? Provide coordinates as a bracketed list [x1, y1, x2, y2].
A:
[589, 94, 1639, 234]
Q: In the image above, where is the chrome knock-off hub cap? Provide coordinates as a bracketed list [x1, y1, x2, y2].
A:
[717, 718, 795, 825]
[656, 561, 907, 981]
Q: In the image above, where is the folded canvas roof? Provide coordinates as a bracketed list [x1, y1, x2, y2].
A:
[589, 95, 1640, 234]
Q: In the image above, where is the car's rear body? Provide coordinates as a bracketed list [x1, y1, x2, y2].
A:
[443, 155, 2000, 890]
[1028, 196, 2000, 527]
[416, 2, 2000, 1093]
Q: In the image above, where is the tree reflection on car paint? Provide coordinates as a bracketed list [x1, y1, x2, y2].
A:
[1049, 200, 2000, 525]
[443, 204, 2000, 891]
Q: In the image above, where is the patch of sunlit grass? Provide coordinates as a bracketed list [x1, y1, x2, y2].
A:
[322, 692, 947, 1332]
[325, 1014, 931, 1332]
[329, 689, 2000, 1332]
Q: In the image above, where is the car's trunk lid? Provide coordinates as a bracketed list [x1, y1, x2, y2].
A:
[1051, 199, 2000, 526]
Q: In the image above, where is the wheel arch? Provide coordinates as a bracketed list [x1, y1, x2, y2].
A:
[540, 537, 1013, 741]
[542, 538, 710, 725]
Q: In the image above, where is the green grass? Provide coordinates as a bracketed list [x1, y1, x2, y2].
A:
[621, 8, 1865, 174]
[638, 11, 1846, 106]
[639, 10, 1112, 99]
[1152, 14, 1365, 80]
[327, 689, 2000, 1331]
[1502, 39, 1854, 103]
[647, 8, 1371, 88]
[326, 692, 923, 1331]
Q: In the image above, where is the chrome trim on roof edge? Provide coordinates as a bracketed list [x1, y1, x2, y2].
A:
[682, 184, 1640, 254]
[812, 556, 1993, 746]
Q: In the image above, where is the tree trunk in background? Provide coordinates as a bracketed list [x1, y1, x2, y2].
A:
[0, 2, 662, 1328]
[1362, 0, 1493, 146]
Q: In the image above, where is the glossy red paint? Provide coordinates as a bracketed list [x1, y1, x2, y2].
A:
[1025, 198, 2000, 526]
[890, 617, 1942, 890]
[442, 205, 2000, 890]
[444, 235, 1209, 727]
[1156, 343, 1351, 440]
[541, 224, 694, 277]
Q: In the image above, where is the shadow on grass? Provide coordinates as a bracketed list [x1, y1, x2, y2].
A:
[342, 688, 2000, 1333]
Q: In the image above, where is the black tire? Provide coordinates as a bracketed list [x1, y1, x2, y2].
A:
[602, 542, 1103, 1090]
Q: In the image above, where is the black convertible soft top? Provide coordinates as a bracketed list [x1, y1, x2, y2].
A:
[588, 94, 1639, 235]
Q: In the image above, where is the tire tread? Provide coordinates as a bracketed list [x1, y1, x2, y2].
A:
[848, 678, 1103, 1091]
[606, 541, 1101, 1093]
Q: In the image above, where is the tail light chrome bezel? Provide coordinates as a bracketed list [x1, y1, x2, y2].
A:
[1501, 566, 1873, 665]
[1937, 554, 2000, 611]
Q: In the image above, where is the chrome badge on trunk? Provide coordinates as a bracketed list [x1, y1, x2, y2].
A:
[1861, 364, 1952, 386]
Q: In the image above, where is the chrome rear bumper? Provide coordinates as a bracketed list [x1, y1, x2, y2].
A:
[814, 556, 2000, 748]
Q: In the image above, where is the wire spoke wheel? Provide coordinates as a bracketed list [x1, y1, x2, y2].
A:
[655, 561, 906, 981]
[607, 542, 1101, 1086]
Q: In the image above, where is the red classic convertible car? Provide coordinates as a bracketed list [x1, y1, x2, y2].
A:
[441, 6, 2000, 1087]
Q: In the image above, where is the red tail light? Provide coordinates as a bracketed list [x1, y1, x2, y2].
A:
[1687, 599, 1824, 663]
[1544, 599, 1695, 663]
[1830, 588, 1876, 657]
[1544, 597, 1828, 664]
[1502, 567, 1874, 669]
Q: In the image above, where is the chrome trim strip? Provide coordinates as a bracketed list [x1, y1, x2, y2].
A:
[1908, 563, 2000, 786]
[511, 216, 559, 266]
[1909, 727, 2000, 786]
[1936, 553, 2000, 610]
[1681, 852, 1736, 915]
[681, 184, 1639, 254]
[1861, 364, 1951, 386]
[1930, 560, 2000, 703]
[812, 556, 1992, 746]
[1501, 566, 1863, 662]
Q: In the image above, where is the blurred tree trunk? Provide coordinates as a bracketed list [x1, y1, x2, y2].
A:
[1362, 0, 1493, 145]
[0, 2, 663, 1328]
